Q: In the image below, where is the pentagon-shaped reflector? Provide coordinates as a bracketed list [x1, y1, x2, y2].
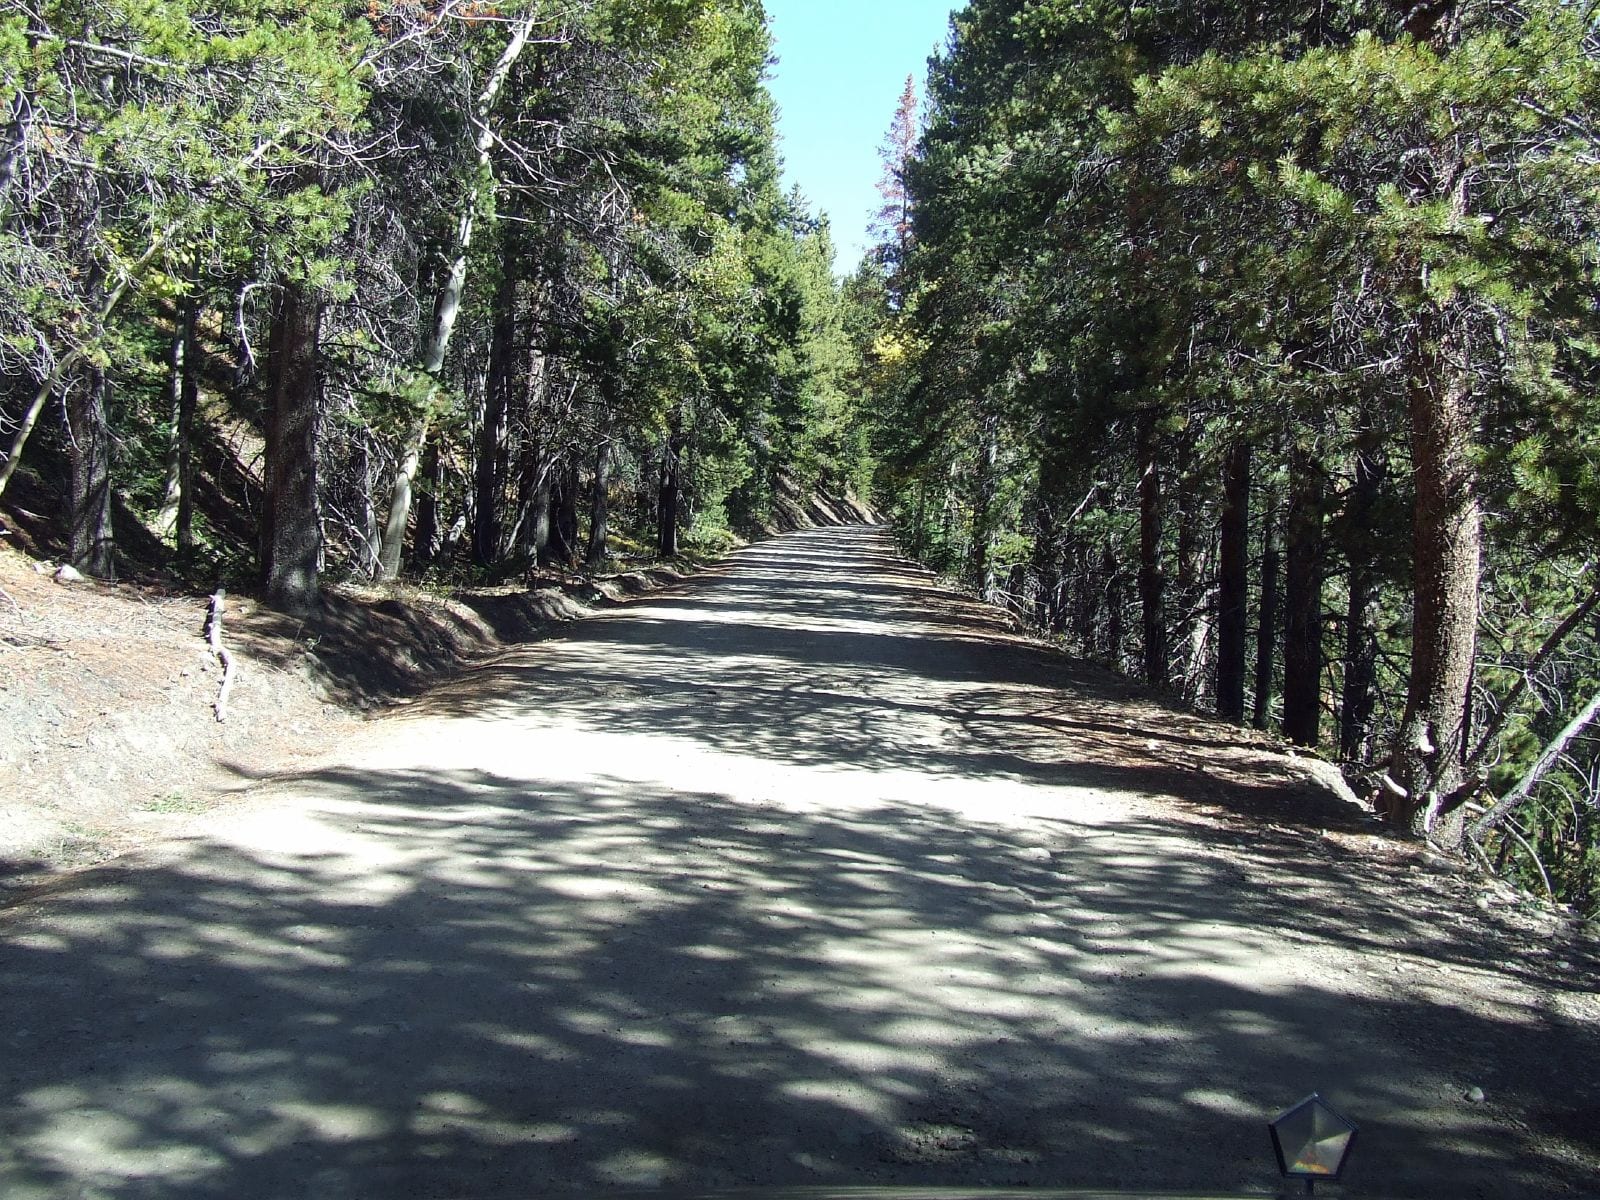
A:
[1270, 1092, 1357, 1181]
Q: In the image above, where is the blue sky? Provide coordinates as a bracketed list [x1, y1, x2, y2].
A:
[763, 0, 958, 272]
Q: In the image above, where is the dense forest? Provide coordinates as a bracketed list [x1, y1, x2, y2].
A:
[0, 0, 874, 609]
[859, 0, 1600, 913]
[4, 0, 1600, 915]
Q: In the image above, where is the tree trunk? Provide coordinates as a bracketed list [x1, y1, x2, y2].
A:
[0, 236, 166, 505]
[1340, 436, 1386, 761]
[1215, 440, 1250, 721]
[658, 430, 684, 558]
[440, 503, 468, 564]
[1103, 540, 1124, 670]
[1385, 32, 1481, 842]
[940, 484, 957, 565]
[1164, 441, 1203, 700]
[261, 284, 323, 614]
[1136, 411, 1167, 689]
[0, 90, 27, 218]
[912, 478, 928, 559]
[1389, 328, 1481, 844]
[355, 439, 381, 579]
[412, 435, 442, 572]
[374, 14, 546, 580]
[507, 330, 551, 563]
[1253, 489, 1281, 731]
[1282, 444, 1325, 747]
[1031, 501, 1062, 632]
[1072, 536, 1100, 650]
[587, 439, 612, 568]
[511, 449, 552, 563]
[1173, 439, 1206, 700]
[175, 297, 199, 556]
[969, 411, 1000, 600]
[67, 366, 115, 578]
[548, 456, 579, 567]
[155, 308, 189, 541]
[377, 421, 425, 580]
[474, 262, 517, 567]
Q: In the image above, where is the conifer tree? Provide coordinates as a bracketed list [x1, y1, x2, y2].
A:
[863, 0, 1600, 892]
[870, 74, 920, 300]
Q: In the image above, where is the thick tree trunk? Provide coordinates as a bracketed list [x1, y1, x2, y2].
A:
[1136, 411, 1167, 689]
[1340, 437, 1386, 761]
[511, 450, 552, 563]
[1390, 335, 1481, 844]
[1215, 440, 1251, 721]
[1282, 445, 1325, 747]
[261, 284, 323, 614]
[1388, 89, 1480, 844]
[548, 457, 579, 567]
[969, 412, 1000, 600]
[1382, 37, 1478, 844]
[508, 334, 551, 562]
[67, 366, 115, 578]
[474, 263, 517, 566]
[658, 431, 684, 558]
[412, 435, 442, 572]
[1253, 490, 1281, 731]
[586, 440, 612, 569]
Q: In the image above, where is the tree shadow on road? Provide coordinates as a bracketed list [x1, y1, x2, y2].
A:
[408, 528, 1378, 840]
[0, 767, 1595, 1200]
[2, 527, 1595, 1199]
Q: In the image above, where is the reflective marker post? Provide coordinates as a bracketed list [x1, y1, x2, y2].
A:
[1268, 1092, 1358, 1195]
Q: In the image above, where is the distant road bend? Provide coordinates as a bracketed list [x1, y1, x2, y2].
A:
[1, 525, 1596, 1198]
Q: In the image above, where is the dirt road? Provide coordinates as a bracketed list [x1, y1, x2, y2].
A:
[2, 526, 1596, 1198]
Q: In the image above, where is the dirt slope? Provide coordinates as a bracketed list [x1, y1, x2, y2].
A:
[0, 526, 1596, 1199]
[0, 540, 689, 900]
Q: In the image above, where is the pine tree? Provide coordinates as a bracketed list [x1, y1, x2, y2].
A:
[869, 74, 920, 300]
[862, 0, 1600, 892]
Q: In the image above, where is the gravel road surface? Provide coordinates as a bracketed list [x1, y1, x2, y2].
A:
[2, 525, 1596, 1199]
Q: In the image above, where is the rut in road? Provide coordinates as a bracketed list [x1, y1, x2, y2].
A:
[1, 525, 1596, 1199]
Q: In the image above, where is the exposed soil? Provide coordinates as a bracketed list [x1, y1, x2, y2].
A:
[0, 524, 1595, 1200]
[0, 538, 700, 903]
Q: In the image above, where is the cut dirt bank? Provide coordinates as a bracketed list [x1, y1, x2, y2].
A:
[0, 541, 717, 902]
